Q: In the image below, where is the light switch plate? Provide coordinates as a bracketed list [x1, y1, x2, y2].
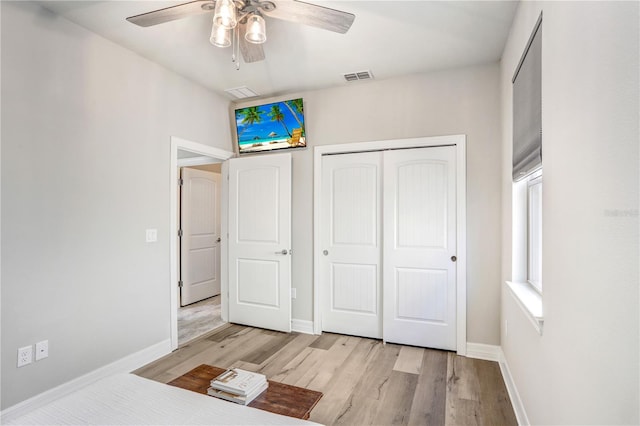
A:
[146, 229, 158, 243]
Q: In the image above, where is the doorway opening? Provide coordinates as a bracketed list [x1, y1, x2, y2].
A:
[170, 137, 234, 350]
[178, 163, 223, 345]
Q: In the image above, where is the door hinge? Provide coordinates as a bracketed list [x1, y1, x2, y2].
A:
[178, 229, 183, 237]
[178, 280, 183, 288]
[178, 178, 184, 186]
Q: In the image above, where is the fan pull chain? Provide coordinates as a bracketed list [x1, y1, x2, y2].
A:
[230, 25, 236, 64]
[231, 25, 240, 71]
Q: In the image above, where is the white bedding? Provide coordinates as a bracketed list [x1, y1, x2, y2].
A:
[7, 374, 320, 425]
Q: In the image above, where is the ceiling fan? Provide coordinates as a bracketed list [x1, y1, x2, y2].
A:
[126, 0, 355, 67]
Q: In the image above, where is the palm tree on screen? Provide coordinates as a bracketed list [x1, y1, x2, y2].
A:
[269, 105, 292, 138]
[237, 107, 263, 139]
[284, 99, 305, 134]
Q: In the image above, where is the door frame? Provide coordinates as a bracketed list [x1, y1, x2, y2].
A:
[312, 135, 468, 356]
[170, 136, 234, 350]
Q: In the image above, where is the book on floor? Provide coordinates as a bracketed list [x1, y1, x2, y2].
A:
[209, 368, 267, 397]
[207, 381, 268, 405]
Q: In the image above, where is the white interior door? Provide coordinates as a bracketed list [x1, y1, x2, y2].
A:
[228, 153, 291, 332]
[320, 152, 382, 338]
[180, 168, 221, 306]
[383, 146, 457, 350]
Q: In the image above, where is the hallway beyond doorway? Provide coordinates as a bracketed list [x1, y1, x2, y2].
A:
[178, 296, 224, 346]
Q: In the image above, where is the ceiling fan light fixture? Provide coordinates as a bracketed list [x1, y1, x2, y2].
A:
[126, 0, 356, 68]
[213, 0, 237, 30]
[245, 14, 266, 44]
[210, 22, 231, 47]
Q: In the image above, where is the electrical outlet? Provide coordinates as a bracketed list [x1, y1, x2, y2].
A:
[17, 345, 33, 367]
[35, 340, 49, 361]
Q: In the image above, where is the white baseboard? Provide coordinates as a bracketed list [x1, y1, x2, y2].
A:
[1, 338, 171, 423]
[465, 342, 502, 362]
[498, 348, 529, 426]
[291, 319, 315, 334]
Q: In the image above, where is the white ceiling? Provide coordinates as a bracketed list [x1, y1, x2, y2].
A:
[38, 1, 518, 99]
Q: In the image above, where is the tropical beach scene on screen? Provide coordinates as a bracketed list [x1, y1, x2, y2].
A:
[235, 98, 306, 154]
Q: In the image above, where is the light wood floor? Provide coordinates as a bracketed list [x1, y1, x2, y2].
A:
[134, 324, 517, 426]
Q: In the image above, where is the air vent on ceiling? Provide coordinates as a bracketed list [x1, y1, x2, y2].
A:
[225, 86, 259, 99]
[343, 70, 374, 82]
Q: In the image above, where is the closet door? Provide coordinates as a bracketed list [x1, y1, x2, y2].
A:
[383, 146, 457, 350]
[320, 152, 382, 338]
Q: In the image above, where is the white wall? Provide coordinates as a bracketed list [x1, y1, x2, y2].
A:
[500, 1, 639, 424]
[235, 63, 503, 346]
[1, 2, 232, 408]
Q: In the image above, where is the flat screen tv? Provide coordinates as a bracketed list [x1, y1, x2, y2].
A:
[235, 98, 306, 154]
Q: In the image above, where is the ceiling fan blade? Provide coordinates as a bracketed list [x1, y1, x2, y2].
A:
[238, 22, 266, 63]
[265, 1, 355, 34]
[126, 1, 214, 27]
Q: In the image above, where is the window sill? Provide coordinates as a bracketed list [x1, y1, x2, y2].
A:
[506, 281, 544, 335]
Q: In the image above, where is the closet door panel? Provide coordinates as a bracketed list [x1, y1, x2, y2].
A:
[395, 267, 448, 322]
[320, 152, 382, 338]
[396, 161, 448, 249]
[383, 146, 457, 350]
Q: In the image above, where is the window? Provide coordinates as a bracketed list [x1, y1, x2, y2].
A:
[507, 12, 544, 334]
[527, 171, 542, 291]
[508, 169, 543, 333]
[513, 11, 543, 292]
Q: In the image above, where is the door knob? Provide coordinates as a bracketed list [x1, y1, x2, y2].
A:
[451, 255, 457, 262]
[216, 237, 221, 243]
[275, 249, 288, 255]
[323, 250, 329, 256]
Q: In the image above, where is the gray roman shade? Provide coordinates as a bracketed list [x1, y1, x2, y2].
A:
[512, 13, 542, 181]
